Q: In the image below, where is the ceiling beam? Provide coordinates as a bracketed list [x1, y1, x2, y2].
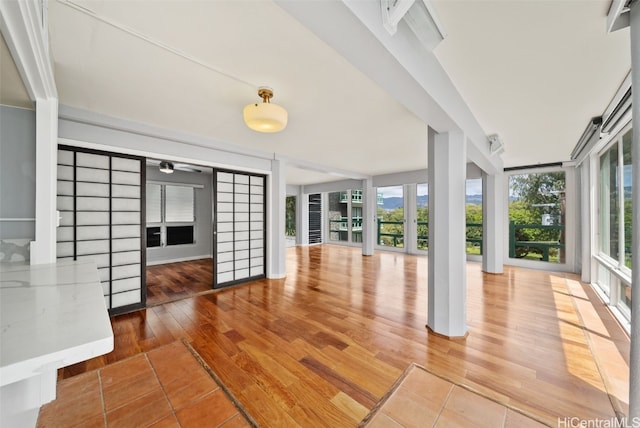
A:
[275, 0, 503, 175]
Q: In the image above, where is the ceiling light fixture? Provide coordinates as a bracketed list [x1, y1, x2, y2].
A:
[243, 87, 288, 133]
[159, 161, 174, 174]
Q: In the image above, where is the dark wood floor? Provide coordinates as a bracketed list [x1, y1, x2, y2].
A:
[146, 258, 213, 307]
[62, 245, 628, 426]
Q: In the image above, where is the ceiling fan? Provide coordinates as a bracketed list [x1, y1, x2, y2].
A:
[146, 158, 205, 174]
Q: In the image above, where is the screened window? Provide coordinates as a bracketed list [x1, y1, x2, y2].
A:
[146, 184, 195, 247]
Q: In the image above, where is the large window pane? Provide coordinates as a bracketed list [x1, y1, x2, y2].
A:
[351, 189, 363, 243]
[599, 145, 619, 260]
[417, 183, 428, 250]
[623, 130, 632, 269]
[328, 191, 347, 242]
[377, 185, 404, 248]
[508, 172, 566, 263]
[466, 179, 483, 255]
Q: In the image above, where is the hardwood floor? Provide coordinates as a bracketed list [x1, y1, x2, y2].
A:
[146, 258, 213, 307]
[61, 245, 628, 426]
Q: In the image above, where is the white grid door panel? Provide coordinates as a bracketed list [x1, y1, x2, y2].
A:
[56, 147, 144, 314]
[215, 171, 265, 287]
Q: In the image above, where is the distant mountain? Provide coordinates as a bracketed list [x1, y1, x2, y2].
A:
[382, 197, 404, 210]
[381, 194, 482, 210]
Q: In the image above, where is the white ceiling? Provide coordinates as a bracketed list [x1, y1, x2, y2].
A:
[432, 0, 630, 168]
[5, 0, 632, 184]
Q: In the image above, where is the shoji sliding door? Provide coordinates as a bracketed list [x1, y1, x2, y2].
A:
[214, 170, 265, 288]
[56, 146, 145, 315]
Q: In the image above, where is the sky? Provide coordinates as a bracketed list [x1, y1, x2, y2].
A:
[377, 179, 483, 198]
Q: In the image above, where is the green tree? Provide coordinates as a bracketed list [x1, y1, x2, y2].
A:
[285, 196, 296, 237]
[509, 172, 565, 259]
[465, 204, 482, 254]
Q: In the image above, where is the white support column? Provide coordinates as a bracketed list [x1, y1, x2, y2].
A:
[296, 187, 309, 246]
[628, 1, 640, 422]
[579, 161, 592, 283]
[427, 130, 468, 338]
[267, 159, 286, 278]
[361, 178, 375, 256]
[29, 98, 58, 264]
[404, 184, 418, 254]
[481, 171, 504, 274]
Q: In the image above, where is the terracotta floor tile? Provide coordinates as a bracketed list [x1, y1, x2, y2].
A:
[175, 389, 239, 428]
[219, 413, 252, 428]
[100, 354, 150, 388]
[366, 413, 404, 428]
[37, 371, 103, 428]
[439, 387, 507, 428]
[148, 413, 181, 427]
[164, 372, 219, 410]
[69, 414, 106, 428]
[381, 385, 443, 427]
[435, 407, 483, 428]
[504, 409, 548, 428]
[148, 343, 204, 386]
[106, 389, 172, 428]
[101, 356, 162, 411]
[398, 367, 453, 405]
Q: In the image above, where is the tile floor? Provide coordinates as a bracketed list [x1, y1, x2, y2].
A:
[37, 341, 253, 428]
[361, 364, 548, 428]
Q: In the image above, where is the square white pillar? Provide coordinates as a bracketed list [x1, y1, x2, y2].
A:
[404, 184, 418, 254]
[427, 130, 468, 338]
[296, 187, 309, 246]
[482, 171, 504, 274]
[267, 159, 286, 278]
[362, 178, 376, 256]
[29, 99, 58, 264]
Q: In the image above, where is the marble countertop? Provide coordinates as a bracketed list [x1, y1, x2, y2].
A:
[0, 260, 114, 386]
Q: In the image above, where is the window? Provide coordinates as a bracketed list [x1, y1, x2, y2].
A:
[377, 185, 404, 248]
[146, 183, 195, 247]
[466, 178, 483, 255]
[508, 171, 566, 263]
[596, 126, 632, 316]
[416, 183, 428, 250]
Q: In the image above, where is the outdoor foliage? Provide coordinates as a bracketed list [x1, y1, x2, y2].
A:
[285, 196, 296, 237]
[509, 172, 565, 260]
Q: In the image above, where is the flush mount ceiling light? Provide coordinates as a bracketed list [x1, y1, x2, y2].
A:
[159, 161, 174, 174]
[243, 87, 288, 133]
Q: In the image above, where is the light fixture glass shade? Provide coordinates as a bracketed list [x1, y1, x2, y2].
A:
[243, 102, 288, 133]
[243, 87, 288, 133]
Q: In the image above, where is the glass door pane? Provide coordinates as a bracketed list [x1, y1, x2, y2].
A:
[328, 191, 348, 243]
[377, 185, 404, 248]
[508, 171, 566, 263]
[466, 179, 483, 255]
[417, 183, 428, 251]
[351, 189, 363, 243]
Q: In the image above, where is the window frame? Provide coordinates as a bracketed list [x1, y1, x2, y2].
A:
[593, 124, 633, 319]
